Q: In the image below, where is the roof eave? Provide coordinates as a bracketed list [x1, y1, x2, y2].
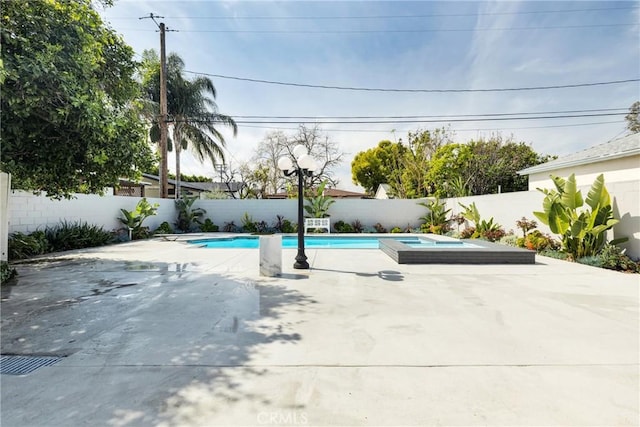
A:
[518, 149, 640, 176]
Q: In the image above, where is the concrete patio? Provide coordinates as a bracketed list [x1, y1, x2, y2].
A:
[1, 239, 638, 426]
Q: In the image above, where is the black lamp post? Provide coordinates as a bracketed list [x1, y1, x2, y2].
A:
[278, 145, 318, 269]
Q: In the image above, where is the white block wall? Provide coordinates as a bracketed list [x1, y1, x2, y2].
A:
[5, 184, 638, 258]
[196, 199, 426, 230]
[7, 191, 175, 234]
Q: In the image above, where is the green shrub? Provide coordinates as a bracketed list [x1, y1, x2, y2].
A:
[241, 212, 257, 233]
[200, 218, 219, 232]
[373, 223, 387, 233]
[390, 227, 402, 233]
[222, 221, 238, 232]
[154, 221, 174, 235]
[304, 180, 334, 218]
[333, 220, 354, 233]
[534, 174, 625, 259]
[1, 261, 16, 284]
[45, 221, 114, 251]
[8, 231, 49, 260]
[418, 198, 451, 235]
[524, 230, 560, 252]
[9, 222, 112, 260]
[499, 234, 518, 247]
[538, 249, 569, 260]
[577, 256, 604, 267]
[273, 215, 296, 233]
[175, 198, 206, 232]
[119, 198, 159, 239]
[599, 244, 639, 273]
[459, 227, 475, 239]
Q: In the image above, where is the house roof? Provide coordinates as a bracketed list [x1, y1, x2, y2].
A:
[264, 188, 369, 199]
[140, 173, 243, 192]
[324, 188, 368, 198]
[518, 133, 640, 175]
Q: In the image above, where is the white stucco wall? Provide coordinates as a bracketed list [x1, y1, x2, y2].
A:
[5, 185, 639, 259]
[7, 191, 175, 235]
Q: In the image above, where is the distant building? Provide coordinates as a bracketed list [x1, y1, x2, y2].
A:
[374, 184, 393, 199]
[116, 173, 244, 199]
[264, 187, 369, 199]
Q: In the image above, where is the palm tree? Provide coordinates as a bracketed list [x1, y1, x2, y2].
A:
[141, 50, 237, 198]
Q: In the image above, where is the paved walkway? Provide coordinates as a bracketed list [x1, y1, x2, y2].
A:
[1, 239, 638, 426]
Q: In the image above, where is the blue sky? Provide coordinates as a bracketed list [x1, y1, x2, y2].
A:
[98, 1, 639, 190]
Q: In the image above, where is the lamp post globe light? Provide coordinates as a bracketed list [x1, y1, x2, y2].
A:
[278, 144, 318, 269]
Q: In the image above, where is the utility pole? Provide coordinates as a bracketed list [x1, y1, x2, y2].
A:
[159, 22, 168, 199]
[140, 13, 170, 198]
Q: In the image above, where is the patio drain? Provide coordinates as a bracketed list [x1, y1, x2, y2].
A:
[0, 355, 63, 375]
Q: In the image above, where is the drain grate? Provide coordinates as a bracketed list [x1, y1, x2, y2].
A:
[0, 355, 62, 375]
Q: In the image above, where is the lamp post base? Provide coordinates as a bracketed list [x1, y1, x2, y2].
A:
[293, 253, 309, 269]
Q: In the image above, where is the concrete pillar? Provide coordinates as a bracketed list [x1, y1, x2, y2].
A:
[1, 173, 11, 261]
[259, 235, 282, 277]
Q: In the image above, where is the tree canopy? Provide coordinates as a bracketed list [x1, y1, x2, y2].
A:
[351, 130, 551, 198]
[1, 0, 153, 198]
[140, 50, 237, 198]
[626, 101, 640, 134]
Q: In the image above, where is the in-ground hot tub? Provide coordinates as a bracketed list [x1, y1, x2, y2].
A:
[379, 235, 536, 264]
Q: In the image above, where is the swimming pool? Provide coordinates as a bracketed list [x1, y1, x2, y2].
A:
[187, 235, 479, 249]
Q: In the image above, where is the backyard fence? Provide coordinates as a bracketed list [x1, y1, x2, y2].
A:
[2, 179, 638, 258]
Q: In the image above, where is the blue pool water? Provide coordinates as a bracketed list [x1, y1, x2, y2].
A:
[188, 235, 478, 249]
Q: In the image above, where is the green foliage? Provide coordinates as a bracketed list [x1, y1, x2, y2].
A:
[577, 256, 604, 268]
[9, 222, 112, 260]
[351, 140, 406, 195]
[390, 227, 403, 233]
[459, 202, 481, 226]
[457, 202, 504, 240]
[333, 220, 355, 233]
[534, 174, 624, 259]
[426, 137, 552, 197]
[140, 49, 237, 198]
[1, 261, 17, 284]
[45, 221, 114, 251]
[241, 212, 257, 233]
[418, 198, 451, 234]
[119, 198, 159, 239]
[1, 0, 154, 199]
[8, 231, 49, 260]
[200, 219, 219, 232]
[154, 221, 174, 235]
[538, 249, 570, 260]
[523, 230, 560, 252]
[222, 221, 238, 233]
[304, 181, 335, 218]
[175, 198, 206, 232]
[373, 223, 388, 233]
[273, 215, 296, 233]
[598, 244, 639, 273]
[499, 234, 519, 247]
[626, 101, 640, 134]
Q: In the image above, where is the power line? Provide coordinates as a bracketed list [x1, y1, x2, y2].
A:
[183, 70, 639, 93]
[169, 112, 627, 125]
[107, 6, 637, 20]
[237, 120, 624, 133]
[227, 107, 628, 120]
[120, 23, 636, 34]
